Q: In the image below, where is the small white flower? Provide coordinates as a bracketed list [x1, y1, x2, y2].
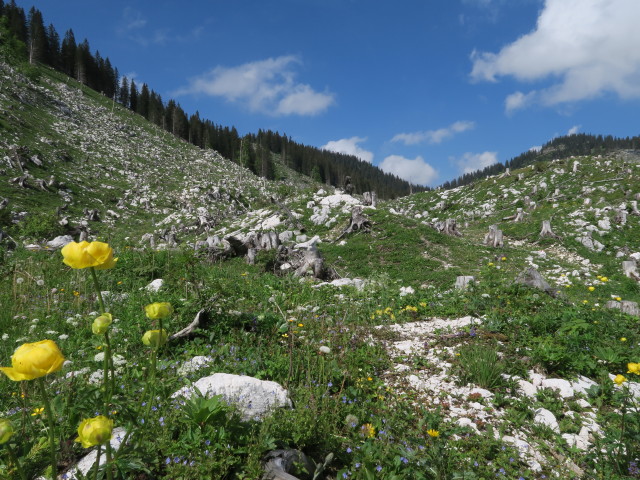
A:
[319, 346, 331, 354]
[1, 333, 9, 340]
[58, 334, 69, 340]
[45, 330, 57, 335]
[36, 279, 45, 286]
[16, 277, 24, 284]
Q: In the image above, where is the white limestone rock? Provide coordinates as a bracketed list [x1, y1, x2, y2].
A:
[534, 407, 559, 432]
[177, 356, 214, 376]
[171, 373, 292, 421]
[46, 235, 74, 249]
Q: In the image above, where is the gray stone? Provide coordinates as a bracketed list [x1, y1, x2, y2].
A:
[46, 234, 74, 249]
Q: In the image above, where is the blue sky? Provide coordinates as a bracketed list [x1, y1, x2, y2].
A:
[15, 0, 640, 186]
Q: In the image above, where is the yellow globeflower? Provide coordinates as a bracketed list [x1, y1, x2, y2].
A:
[75, 416, 113, 448]
[0, 418, 13, 444]
[0, 340, 65, 381]
[426, 429, 440, 438]
[144, 302, 174, 320]
[360, 423, 375, 438]
[61, 241, 117, 270]
[142, 329, 168, 348]
[627, 362, 640, 375]
[588, 286, 595, 292]
[614, 374, 627, 385]
[92, 313, 113, 335]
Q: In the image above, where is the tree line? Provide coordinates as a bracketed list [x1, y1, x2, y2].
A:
[0, 1, 425, 199]
[439, 133, 640, 190]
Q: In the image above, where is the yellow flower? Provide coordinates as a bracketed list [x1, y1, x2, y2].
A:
[92, 313, 113, 335]
[298, 323, 304, 327]
[142, 329, 168, 348]
[144, 302, 174, 320]
[501, 256, 507, 261]
[31, 407, 44, 416]
[426, 429, 440, 438]
[621, 337, 627, 342]
[360, 423, 375, 438]
[614, 374, 626, 385]
[601, 277, 608, 282]
[588, 286, 595, 292]
[488, 262, 494, 267]
[61, 241, 117, 270]
[0, 419, 13, 444]
[367, 376, 373, 381]
[627, 362, 640, 375]
[615, 296, 622, 301]
[75, 416, 113, 448]
[0, 340, 65, 381]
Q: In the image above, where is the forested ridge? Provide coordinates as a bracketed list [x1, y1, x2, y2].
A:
[441, 133, 640, 190]
[0, 0, 425, 198]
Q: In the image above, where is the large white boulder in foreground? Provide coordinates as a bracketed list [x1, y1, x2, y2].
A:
[172, 373, 292, 421]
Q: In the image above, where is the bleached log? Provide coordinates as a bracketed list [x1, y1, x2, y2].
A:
[622, 260, 640, 281]
[483, 224, 504, 248]
[10, 175, 29, 188]
[170, 309, 208, 340]
[539, 220, 560, 239]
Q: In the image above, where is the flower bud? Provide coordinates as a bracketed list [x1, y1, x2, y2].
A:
[142, 329, 168, 348]
[92, 313, 113, 335]
[144, 302, 173, 320]
[0, 419, 14, 444]
[75, 416, 113, 448]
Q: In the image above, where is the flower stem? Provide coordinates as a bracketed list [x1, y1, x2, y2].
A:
[90, 267, 106, 315]
[93, 445, 102, 480]
[105, 442, 114, 480]
[37, 377, 57, 480]
[6, 443, 28, 480]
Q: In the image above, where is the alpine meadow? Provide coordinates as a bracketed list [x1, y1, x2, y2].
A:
[1, 2, 640, 480]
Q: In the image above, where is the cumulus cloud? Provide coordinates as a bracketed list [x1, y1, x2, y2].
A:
[174, 55, 335, 116]
[321, 137, 374, 163]
[471, 0, 640, 110]
[453, 151, 498, 174]
[567, 125, 581, 135]
[379, 155, 438, 185]
[391, 121, 475, 145]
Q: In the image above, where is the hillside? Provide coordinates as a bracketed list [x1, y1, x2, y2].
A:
[1, 57, 640, 480]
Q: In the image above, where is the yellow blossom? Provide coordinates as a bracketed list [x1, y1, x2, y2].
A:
[360, 423, 375, 438]
[621, 337, 627, 342]
[615, 296, 622, 301]
[588, 286, 595, 292]
[0, 340, 65, 381]
[614, 374, 626, 385]
[426, 429, 440, 437]
[31, 407, 44, 416]
[627, 363, 640, 375]
[61, 241, 117, 270]
[144, 302, 173, 320]
[75, 416, 113, 448]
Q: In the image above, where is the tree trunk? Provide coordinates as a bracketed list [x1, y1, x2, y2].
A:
[622, 260, 640, 281]
[539, 220, 560, 239]
[484, 224, 504, 248]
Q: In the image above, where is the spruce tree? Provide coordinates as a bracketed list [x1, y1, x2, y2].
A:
[27, 7, 47, 64]
[129, 79, 138, 112]
[60, 29, 76, 77]
[118, 76, 129, 107]
[137, 83, 150, 118]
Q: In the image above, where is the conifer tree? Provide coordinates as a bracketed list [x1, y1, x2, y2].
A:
[129, 79, 138, 112]
[118, 76, 129, 107]
[46, 23, 60, 68]
[60, 29, 76, 77]
[27, 7, 47, 64]
[137, 83, 150, 118]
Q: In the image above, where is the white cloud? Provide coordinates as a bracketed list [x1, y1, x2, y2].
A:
[567, 125, 581, 135]
[453, 151, 498, 174]
[174, 56, 335, 116]
[471, 0, 640, 109]
[379, 155, 438, 185]
[391, 121, 475, 145]
[321, 137, 373, 163]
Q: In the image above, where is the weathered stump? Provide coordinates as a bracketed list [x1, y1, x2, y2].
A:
[622, 260, 640, 281]
[614, 209, 627, 225]
[539, 220, 560, 239]
[455, 276, 475, 290]
[631, 201, 640, 216]
[434, 218, 462, 237]
[336, 206, 371, 241]
[362, 191, 377, 207]
[484, 224, 504, 248]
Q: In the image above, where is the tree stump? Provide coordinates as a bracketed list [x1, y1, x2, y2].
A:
[362, 191, 377, 207]
[515, 267, 559, 297]
[622, 260, 640, 281]
[455, 276, 475, 290]
[514, 208, 524, 222]
[336, 206, 371, 241]
[434, 218, 462, 237]
[605, 300, 640, 318]
[631, 201, 640, 216]
[483, 224, 504, 248]
[614, 209, 627, 225]
[539, 220, 560, 239]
